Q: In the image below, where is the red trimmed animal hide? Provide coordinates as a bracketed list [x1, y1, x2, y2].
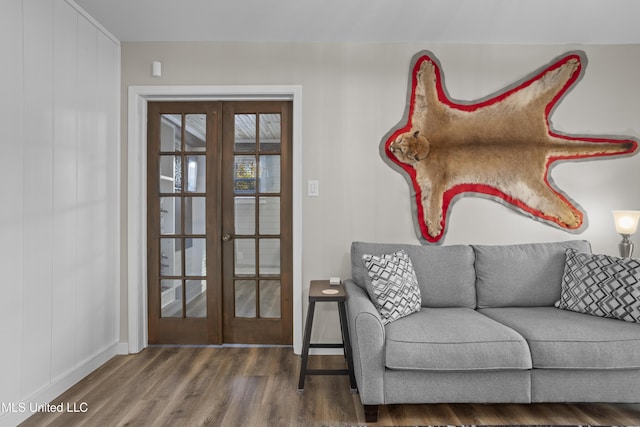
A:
[383, 51, 638, 244]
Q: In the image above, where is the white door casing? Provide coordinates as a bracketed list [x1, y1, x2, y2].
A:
[127, 85, 303, 354]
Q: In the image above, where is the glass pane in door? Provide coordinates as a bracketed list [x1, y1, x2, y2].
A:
[260, 280, 281, 318]
[185, 238, 206, 276]
[160, 114, 181, 152]
[160, 238, 182, 276]
[235, 280, 256, 318]
[185, 114, 206, 152]
[234, 114, 256, 152]
[160, 196, 181, 235]
[186, 279, 206, 318]
[185, 155, 205, 193]
[259, 239, 280, 275]
[234, 155, 256, 194]
[234, 239, 255, 276]
[258, 155, 280, 193]
[184, 197, 205, 235]
[235, 197, 256, 235]
[259, 197, 280, 235]
[159, 155, 181, 193]
[161, 279, 183, 318]
[259, 114, 281, 152]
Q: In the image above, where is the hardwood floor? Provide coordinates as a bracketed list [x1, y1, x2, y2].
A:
[20, 347, 640, 426]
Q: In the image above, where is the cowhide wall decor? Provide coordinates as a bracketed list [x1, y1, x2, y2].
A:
[381, 50, 639, 244]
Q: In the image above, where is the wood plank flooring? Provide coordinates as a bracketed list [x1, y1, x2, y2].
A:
[20, 347, 640, 426]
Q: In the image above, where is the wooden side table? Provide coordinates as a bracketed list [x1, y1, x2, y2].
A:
[297, 280, 357, 392]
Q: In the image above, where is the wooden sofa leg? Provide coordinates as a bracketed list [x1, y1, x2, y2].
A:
[363, 405, 379, 423]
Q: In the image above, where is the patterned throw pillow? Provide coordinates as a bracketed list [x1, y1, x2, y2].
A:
[555, 248, 640, 323]
[362, 250, 421, 325]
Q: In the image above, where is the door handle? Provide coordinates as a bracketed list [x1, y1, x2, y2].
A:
[222, 233, 233, 242]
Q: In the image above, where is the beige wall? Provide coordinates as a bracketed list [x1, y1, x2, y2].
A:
[121, 42, 640, 346]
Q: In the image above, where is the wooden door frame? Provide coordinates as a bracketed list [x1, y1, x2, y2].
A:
[127, 85, 303, 354]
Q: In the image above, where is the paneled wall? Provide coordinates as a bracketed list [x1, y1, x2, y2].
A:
[0, 1, 120, 425]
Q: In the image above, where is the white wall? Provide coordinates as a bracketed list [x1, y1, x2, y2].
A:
[0, 1, 120, 425]
[120, 43, 640, 349]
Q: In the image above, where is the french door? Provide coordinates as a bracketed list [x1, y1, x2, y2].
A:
[147, 100, 292, 345]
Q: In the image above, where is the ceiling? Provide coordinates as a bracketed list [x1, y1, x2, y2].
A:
[74, 0, 640, 44]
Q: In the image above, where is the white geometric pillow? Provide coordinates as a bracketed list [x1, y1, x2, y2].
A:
[362, 250, 421, 325]
[555, 248, 640, 323]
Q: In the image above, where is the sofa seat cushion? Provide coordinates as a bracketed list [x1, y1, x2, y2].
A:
[479, 307, 640, 370]
[385, 308, 532, 371]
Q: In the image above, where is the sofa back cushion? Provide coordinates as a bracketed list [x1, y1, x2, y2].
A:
[351, 242, 476, 308]
[473, 240, 592, 308]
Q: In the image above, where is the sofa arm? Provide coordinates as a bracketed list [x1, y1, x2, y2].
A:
[344, 279, 386, 405]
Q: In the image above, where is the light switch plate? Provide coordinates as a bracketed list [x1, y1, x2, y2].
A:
[308, 180, 319, 197]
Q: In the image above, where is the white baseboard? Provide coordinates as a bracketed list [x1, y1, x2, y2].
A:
[0, 343, 118, 427]
[117, 342, 130, 355]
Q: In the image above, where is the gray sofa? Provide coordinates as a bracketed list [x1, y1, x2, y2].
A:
[345, 240, 640, 422]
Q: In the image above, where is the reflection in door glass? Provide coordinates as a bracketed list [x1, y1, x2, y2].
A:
[259, 239, 280, 275]
[185, 238, 206, 276]
[186, 280, 206, 318]
[160, 279, 183, 318]
[234, 114, 256, 152]
[160, 114, 181, 152]
[160, 197, 181, 235]
[235, 280, 256, 318]
[234, 155, 256, 194]
[185, 114, 206, 152]
[258, 155, 280, 193]
[159, 155, 181, 193]
[185, 155, 205, 193]
[259, 114, 281, 152]
[260, 280, 281, 318]
[235, 197, 256, 235]
[160, 238, 182, 276]
[234, 239, 256, 276]
[259, 197, 280, 235]
[184, 197, 205, 235]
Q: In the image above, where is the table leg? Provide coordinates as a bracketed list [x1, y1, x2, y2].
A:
[297, 300, 316, 392]
[337, 301, 357, 392]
